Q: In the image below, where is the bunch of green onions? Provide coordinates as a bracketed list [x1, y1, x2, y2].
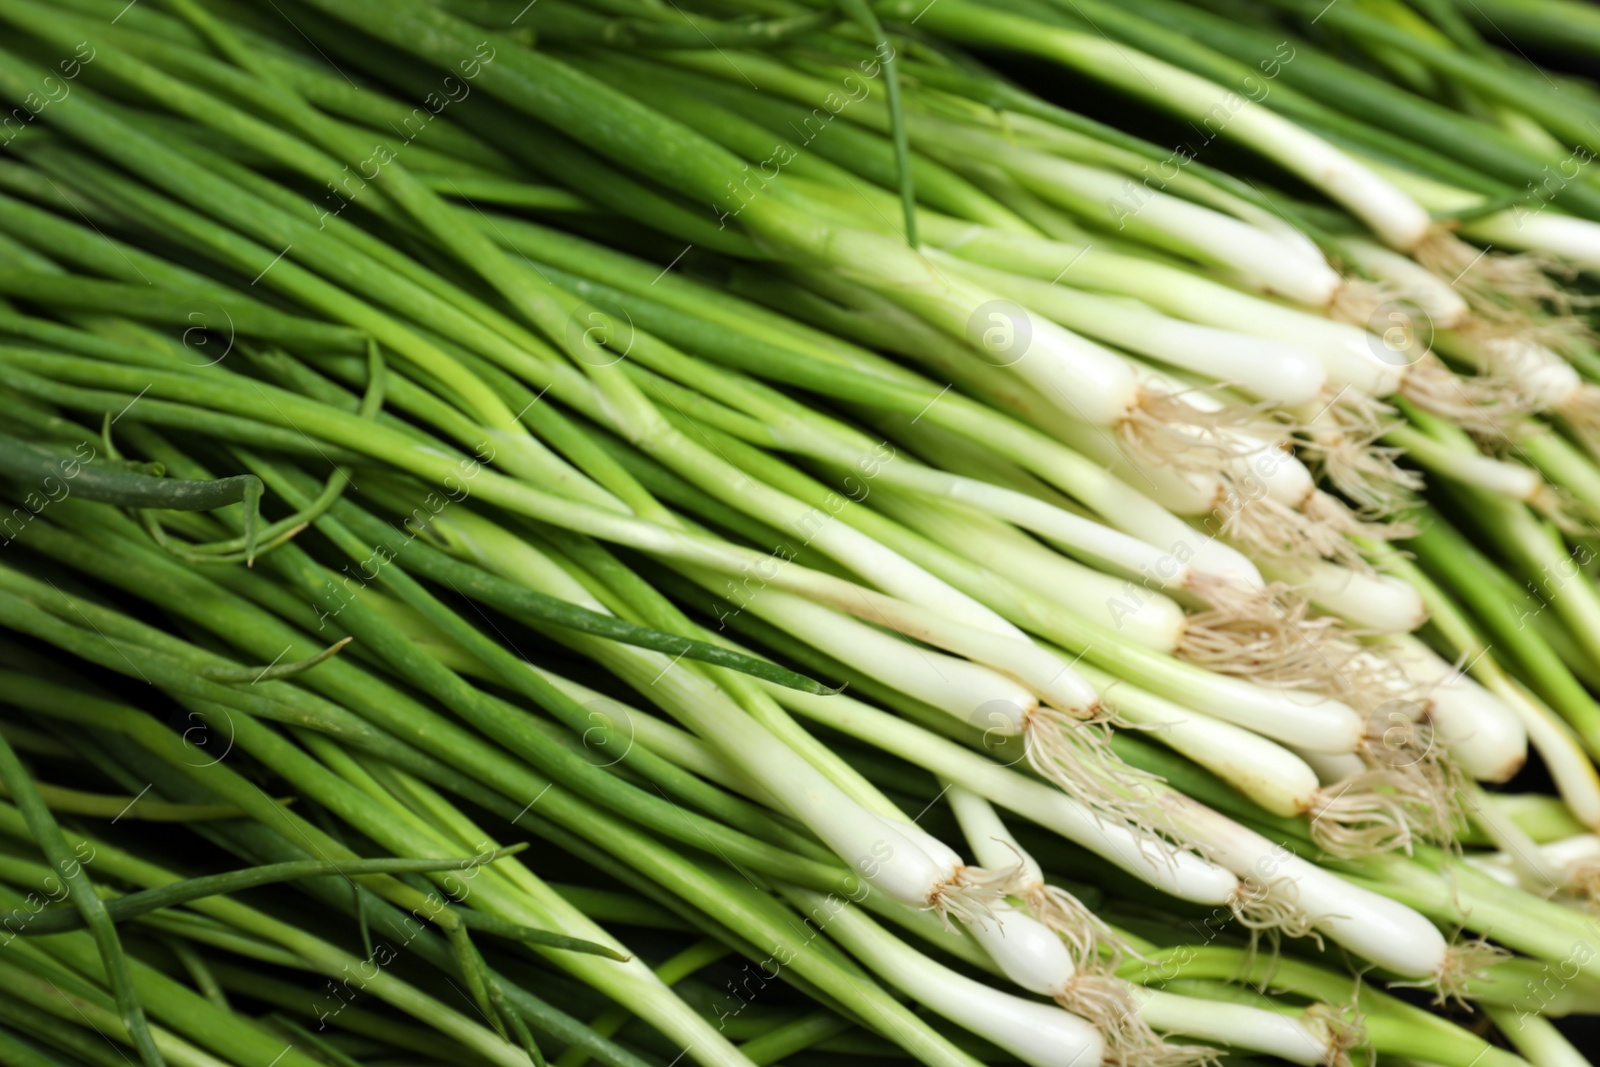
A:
[2, 0, 1600, 1065]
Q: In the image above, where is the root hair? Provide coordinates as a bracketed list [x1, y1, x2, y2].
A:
[1108, 1043, 1223, 1067]
[1119, 387, 1288, 475]
[1557, 387, 1600, 468]
[1183, 571, 1290, 616]
[1023, 704, 1171, 839]
[1557, 384, 1600, 441]
[1299, 388, 1421, 517]
[1401, 353, 1532, 440]
[1302, 1002, 1368, 1067]
[1179, 592, 1358, 691]
[1301, 490, 1418, 547]
[1412, 229, 1591, 334]
[1231, 877, 1320, 943]
[927, 863, 1019, 928]
[1059, 977, 1222, 1067]
[1210, 470, 1402, 573]
[1530, 481, 1598, 537]
[1327, 276, 1399, 328]
[1392, 936, 1510, 1009]
[1178, 581, 1404, 702]
[1023, 881, 1129, 974]
[1214, 483, 1355, 570]
[1308, 715, 1470, 858]
[1456, 312, 1595, 360]
[1564, 861, 1600, 910]
[1309, 772, 1424, 857]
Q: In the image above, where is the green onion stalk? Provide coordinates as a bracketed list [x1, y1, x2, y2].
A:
[0, 120, 1536, 870]
[3, 425, 1139, 1062]
[582, 0, 1598, 453]
[0, 24, 1286, 710]
[0, 146, 1523, 921]
[518, 40, 1449, 549]
[0, 593, 980, 1067]
[0, 103, 1356, 895]
[0, 511, 1536, 1067]
[0, 333, 1442, 864]
[0, 402, 1543, 1053]
[935, 0, 1594, 302]
[151, 0, 1342, 486]
[2, 0, 1600, 1061]
[0, 41, 1376, 614]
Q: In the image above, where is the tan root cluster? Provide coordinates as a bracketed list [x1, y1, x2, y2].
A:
[1024, 704, 1171, 842]
[1119, 386, 1287, 475]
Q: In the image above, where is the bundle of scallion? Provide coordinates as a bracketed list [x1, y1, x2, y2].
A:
[3, 0, 1600, 1065]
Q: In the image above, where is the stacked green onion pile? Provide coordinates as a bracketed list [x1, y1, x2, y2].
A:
[9, 0, 1600, 1064]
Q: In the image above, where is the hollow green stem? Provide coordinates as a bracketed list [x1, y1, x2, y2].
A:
[0, 733, 165, 1067]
